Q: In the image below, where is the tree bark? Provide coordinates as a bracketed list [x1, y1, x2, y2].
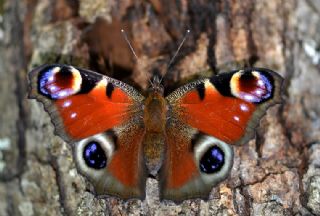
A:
[1, 0, 320, 215]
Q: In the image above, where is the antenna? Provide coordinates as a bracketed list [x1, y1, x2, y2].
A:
[160, 29, 191, 83]
[121, 29, 191, 85]
[121, 29, 153, 87]
[167, 29, 190, 70]
[121, 29, 139, 61]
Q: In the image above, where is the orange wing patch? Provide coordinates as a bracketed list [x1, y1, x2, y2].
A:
[107, 125, 146, 187]
[163, 133, 198, 189]
[180, 82, 256, 143]
[55, 80, 132, 139]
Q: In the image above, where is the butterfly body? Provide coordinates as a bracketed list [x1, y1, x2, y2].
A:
[28, 64, 283, 202]
[142, 84, 167, 176]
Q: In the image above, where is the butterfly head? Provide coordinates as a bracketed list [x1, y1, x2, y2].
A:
[148, 76, 164, 95]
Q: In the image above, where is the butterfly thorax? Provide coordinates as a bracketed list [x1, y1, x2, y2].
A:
[142, 84, 167, 176]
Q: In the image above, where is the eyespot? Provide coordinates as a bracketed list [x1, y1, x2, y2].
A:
[83, 141, 107, 169]
[38, 65, 82, 99]
[199, 146, 225, 174]
[193, 135, 233, 185]
[74, 133, 115, 176]
[230, 70, 274, 103]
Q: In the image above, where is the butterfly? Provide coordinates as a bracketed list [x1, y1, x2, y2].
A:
[28, 64, 283, 202]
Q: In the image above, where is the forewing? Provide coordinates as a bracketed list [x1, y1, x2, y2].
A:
[166, 68, 283, 145]
[28, 64, 144, 142]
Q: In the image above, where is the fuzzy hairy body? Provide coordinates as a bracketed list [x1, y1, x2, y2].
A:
[142, 91, 167, 176]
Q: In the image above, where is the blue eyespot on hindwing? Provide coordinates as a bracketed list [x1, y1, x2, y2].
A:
[83, 141, 107, 169]
[199, 146, 225, 174]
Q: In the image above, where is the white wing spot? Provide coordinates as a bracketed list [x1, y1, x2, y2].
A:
[71, 112, 77, 119]
[240, 104, 249, 112]
[63, 100, 72, 108]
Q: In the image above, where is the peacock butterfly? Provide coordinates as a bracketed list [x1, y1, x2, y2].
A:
[28, 64, 283, 202]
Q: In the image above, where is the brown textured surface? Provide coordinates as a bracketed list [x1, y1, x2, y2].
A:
[0, 0, 320, 215]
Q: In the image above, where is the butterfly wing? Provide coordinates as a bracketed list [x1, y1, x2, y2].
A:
[160, 120, 234, 201]
[161, 68, 283, 201]
[28, 64, 147, 199]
